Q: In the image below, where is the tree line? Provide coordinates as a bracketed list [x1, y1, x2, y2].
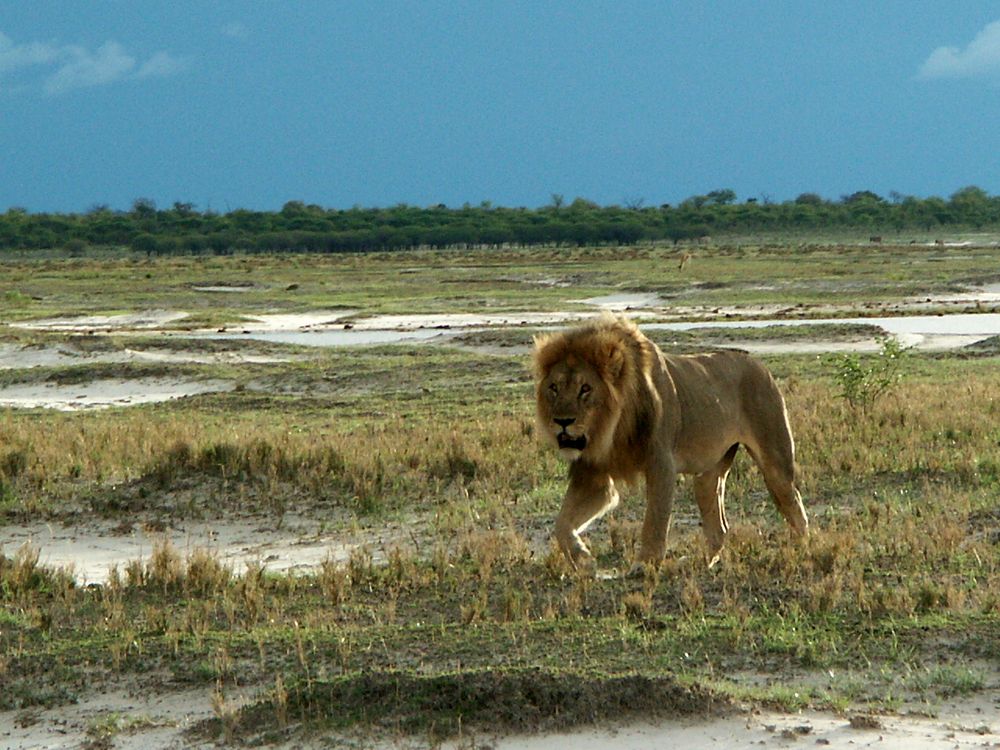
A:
[2, 187, 999, 255]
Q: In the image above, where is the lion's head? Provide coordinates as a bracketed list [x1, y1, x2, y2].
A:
[532, 317, 637, 463]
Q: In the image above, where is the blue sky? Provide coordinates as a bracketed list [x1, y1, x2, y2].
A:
[3, 2, 1000, 213]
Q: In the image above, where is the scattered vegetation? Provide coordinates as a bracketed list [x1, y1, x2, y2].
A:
[1, 248, 999, 745]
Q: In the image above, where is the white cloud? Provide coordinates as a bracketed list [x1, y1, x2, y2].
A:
[135, 50, 189, 79]
[43, 41, 136, 95]
[0, 30, 186, 95]
[0, 31, 61, 72]
[919, 20, 1000, 79]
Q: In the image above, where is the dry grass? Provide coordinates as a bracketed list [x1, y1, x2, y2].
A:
[2, 362, 998, 525]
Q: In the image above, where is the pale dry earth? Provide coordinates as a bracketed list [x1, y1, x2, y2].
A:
[1, 685, 997, 750]
[0, 510, 407, 586]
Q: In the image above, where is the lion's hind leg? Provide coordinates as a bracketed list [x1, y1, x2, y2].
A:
[554, 467, 619, 569]
[694, 444, 738, 568]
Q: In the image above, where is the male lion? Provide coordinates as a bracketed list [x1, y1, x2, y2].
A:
[533, 315, 808, 570]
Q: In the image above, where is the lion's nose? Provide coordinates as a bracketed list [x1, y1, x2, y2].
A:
[554, 417, 575, 429]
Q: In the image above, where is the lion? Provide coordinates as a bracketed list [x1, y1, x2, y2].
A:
[533, 315, 808, 570]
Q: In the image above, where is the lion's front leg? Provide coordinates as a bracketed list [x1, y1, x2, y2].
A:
[554, 464, 619, 569]
[635, 460, 676, 569]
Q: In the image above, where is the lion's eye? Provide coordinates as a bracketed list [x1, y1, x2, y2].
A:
[548, 383, 559, 395]
[579, 383, 592, 398]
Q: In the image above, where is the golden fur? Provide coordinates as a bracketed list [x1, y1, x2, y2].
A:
[533, 315, 808, 569]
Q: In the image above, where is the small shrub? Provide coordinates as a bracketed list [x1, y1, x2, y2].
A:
[679, 574, 705, 615]
[830, 337, 908, 412]
[185, 548, 232, 597]
[0, 450, 28, 481]
[318, 557, 351, 606]
[427, 434, 479, 482]
[620, 591, 653, 621]
[147, 538, 184, 592]
[347, 546, 374, 586]
[501, 586, 532, 622]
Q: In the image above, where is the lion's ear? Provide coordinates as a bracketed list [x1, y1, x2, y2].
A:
[603, 339, 627, 382]
[531, 334, 557, 379]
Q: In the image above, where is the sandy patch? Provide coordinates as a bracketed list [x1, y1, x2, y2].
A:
[463, 698, 1000, 750]
[0, 343, 292, 369]
[121, 348, 292, 365]
[644, 313, 1000, 351]
[719, 335, 989, 355]
[0, 513, 405, 586]
[209, 311, 596, 348]
[577, 293, 665, 310]
[0, 377, 233, 411]
[344, 312, 593, 330]
[233, 310, 357, 331]
[0, 685, 223, 750]
[216, 327, 449, 347]
[191, 283, 256, 293]
[2, 688, 995, 750]
[0, 343, 105, 369]
[10, 310, 189, 331]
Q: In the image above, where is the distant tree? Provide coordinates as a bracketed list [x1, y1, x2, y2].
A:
[549, 193, 565, 211]
[949, 186, 991, 227]
[281, 200, 307, 217]
[131, 197, 157, 217]
[568, 197, 599, 211]
[706, 188, 737, 205]
[842, 190, 883, 204]
[131, 233, 158, 255]
[950, 185, 989, 203]
[794, 192, 824, 206]
[64, 238, 88, 257]
[922, 196, 951, 230]
[680, 194, 709, 209]
[665, 223, 709, 245]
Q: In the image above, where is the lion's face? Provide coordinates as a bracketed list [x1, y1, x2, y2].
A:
[536, 356, 620, 462]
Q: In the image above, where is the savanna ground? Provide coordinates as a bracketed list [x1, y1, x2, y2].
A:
[1, 236, 1000, 748]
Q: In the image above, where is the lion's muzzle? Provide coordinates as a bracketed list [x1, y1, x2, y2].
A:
[556, 431, 587, 451]
[552, 417, 587, 452]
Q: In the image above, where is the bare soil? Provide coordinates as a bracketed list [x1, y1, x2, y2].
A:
[1, 678, 996, 749]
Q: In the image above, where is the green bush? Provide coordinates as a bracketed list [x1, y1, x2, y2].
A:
[831, 337, 908, 411]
